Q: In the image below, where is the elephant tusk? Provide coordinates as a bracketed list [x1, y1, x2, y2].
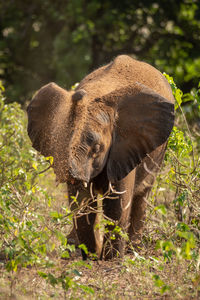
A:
[108, 182, 126, 195]
[90, 182, 95, 200]
[83, 181, 88, 188]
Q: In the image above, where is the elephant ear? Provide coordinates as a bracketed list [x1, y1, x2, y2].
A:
[27, 82, 70, 157]
[106, 83, 174, 182]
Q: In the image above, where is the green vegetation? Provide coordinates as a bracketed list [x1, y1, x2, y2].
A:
[0, 76, 199, 298]
[0, 83, 93, 298]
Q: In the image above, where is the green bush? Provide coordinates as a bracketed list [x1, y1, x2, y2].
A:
[146, 75, 200, 267]
[0, 81, 52, 269]
[0, 82, 94, 297]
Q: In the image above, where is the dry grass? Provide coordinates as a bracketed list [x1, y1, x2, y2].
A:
[0, 250, 199, 299]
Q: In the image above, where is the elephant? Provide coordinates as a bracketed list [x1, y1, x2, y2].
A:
[27, 55, 174, 260]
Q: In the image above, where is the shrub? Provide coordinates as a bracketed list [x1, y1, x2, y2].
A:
[0, 82, 93, 297]
[0, 81, 52, 268]
[145, 75, 200, 267]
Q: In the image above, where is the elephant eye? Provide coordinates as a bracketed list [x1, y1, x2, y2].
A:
[93, 143, 101, 154]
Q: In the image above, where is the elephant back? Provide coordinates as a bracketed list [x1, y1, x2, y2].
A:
[77, 55, 174, 104]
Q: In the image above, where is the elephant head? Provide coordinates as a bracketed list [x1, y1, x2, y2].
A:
[27, 80, 174, 184]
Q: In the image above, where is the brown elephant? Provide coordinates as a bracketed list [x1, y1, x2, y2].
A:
[27, 55, 174, 260]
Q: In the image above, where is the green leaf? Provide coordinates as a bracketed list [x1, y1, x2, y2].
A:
[73, 269, 82, 276]
[48, 273, 58, 286]
[32, 162, 38, 170]
[61, 251, 70, 258]
[38, 271, 48, 279]
[78, 244, 88, 255]
[154, 204, 167, 215]
[79, 285, 94, 294]
[45, 156, 54, 165]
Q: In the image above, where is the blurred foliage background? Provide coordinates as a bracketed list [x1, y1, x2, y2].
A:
[0, 0, 200, 104]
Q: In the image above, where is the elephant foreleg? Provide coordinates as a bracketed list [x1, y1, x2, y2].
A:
[102, 170, 135, 260]
[68, 186, 97, 259]
[75, 211, 97, 260]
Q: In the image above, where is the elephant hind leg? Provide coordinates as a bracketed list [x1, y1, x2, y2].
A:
[128, 188, 150, 245]
[128, 143, 167, 244]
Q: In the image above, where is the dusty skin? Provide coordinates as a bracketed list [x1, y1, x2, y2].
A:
[27, 55, 174, 260]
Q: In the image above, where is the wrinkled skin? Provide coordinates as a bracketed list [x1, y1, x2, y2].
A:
[27, 55, 174, 260]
